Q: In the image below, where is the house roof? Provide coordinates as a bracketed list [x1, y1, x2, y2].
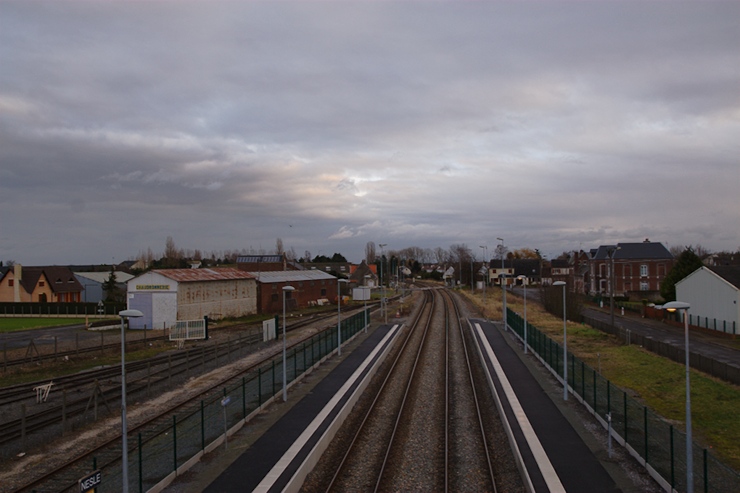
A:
[20, 266, 84, 294]
[152, 268, 255, 283]
[74, 271, 135, 284]
[707, 265, 740, 289]
[236, 255, 284, 263]
[592, 241, 672, 260]
[247, 270, 337, 284]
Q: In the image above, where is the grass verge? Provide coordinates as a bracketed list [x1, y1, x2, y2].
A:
[462, 287, 740, 470]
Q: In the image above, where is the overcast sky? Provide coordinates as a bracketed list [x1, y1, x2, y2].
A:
[1, 1, 738, 265]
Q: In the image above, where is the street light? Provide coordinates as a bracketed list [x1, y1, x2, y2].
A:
[553, 281, 568, 401]
[379, 243, 387, 324]
[337, 278, 349, 355]
[282, 286, 295, 402]
[664, 300, 693, 493]
[118, 309, 143, 493]
[364, 274, 371, 333]
[479, 245, 488, 307]
[517, 275, 528, 354]
[497, 238, 506, 330]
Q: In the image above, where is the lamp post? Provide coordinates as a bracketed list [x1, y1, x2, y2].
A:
[337, 278, 349, 355]
[379, 243, 387, 324]
[517, 275, 528, 354]
[118, 309, 143, 493]
[364, 274, 371, 333]
[664, 300, 693, 493]
[607, 246, 619, 329]
[282, 286, 295, 402]
[553, 281, 567, 400]
[479, 245, 488, 306]
[497, 238, 506, 330]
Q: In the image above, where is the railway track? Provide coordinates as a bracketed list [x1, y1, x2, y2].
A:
[0, 307, 371, 464]
[3, 304, 375, 493]
[310, 287, 505, 492]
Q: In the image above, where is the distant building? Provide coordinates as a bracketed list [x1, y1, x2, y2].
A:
[236, 254, 292, 273]
[126, 268, 257, 329]
[74, 271, 134, 303]
[589, 240, 674, 301]
[0, 265, 83, 303]
[247, 270, 338, 314]
[675, 266, 740, 333]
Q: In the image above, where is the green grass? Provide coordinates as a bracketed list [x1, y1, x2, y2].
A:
[462, 289, 740, 470]
[0, 317, 89, 333]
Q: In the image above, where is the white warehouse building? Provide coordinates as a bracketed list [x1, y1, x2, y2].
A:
[675, 266, 740, 335]
[126, 268, 257, 330]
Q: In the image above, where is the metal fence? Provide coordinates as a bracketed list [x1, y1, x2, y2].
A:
[0, 301, 125, 317]
[76, 308, 369, 493]
[507, 308, 739, 493]
[583, 314, 740, 386]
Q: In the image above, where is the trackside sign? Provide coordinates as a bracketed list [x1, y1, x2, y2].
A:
[78, 470, 101, 492]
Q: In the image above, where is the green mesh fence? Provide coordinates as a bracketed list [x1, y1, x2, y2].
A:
[87, 309, 369, 493]
[506, 308, 739, 493]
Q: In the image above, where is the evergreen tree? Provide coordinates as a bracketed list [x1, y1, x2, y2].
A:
[103, 267, 121, 303]
[660, 247, 703, 301]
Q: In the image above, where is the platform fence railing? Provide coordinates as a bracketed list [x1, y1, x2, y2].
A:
[506, 308, 739, 493]
[76, 308, 369, 493]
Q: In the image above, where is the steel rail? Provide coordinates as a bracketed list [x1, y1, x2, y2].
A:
[324, 289, 433, 493]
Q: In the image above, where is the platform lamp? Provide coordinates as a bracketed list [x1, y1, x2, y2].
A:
[118, 309, 143, 493]
[282, 286, 295, 402]
[337, 278, 349, 355]
[379, 243, 387, 324]
[553, 281, 568, 401]
[497, 237, 506, 330]
[479, 245, 488, 307]
[664, 301, 693, 493]
[364, 274, 372, 333]
[517, 275, 528, 354]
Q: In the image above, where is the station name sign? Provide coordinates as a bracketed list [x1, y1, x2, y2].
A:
[136, 284, 170, 291]
[78, 469, 101, 492]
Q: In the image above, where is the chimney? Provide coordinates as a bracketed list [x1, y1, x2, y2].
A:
[13, 264, 21, 302]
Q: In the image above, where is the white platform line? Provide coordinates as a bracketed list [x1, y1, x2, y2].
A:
[474, 323, 566, 493]
[253, 324, 402, 493]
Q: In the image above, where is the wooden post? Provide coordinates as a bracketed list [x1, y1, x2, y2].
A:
[62, 387, 67, 436]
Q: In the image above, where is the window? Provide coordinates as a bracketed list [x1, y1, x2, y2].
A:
[7, 279, 13, 287]
[640, 281, 649, 291]
[39, 281, 45, 287]
[321, 288, 327, 296]
[640, 264, 648, 277]
[271, 293, 278, 302]
[658, 264, 666, 277]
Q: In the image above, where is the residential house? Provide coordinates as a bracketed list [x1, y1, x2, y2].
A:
[589, 239, 674, 301]
[236, 254, 292, 273]
[0, 265, 84, 303]
[675, 266, 740, 334]
[348, 260, 378, 287]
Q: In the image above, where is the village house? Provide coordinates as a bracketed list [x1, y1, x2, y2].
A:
[0, 265, 83, 303]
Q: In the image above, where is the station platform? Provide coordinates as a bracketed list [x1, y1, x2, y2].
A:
[202, 319, 639, 493]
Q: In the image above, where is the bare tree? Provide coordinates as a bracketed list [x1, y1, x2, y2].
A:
[275, 237, 284, 255]
[365, 241, 376, 263]
[434, 247, 448, 263]
[287, 246, 297, 261]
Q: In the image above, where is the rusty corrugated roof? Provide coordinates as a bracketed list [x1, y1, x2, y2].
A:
[154, 268, 255, 283]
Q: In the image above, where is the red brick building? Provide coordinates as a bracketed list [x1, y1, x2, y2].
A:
[589, 240, 674, 301]
[247, 270, 339, 314]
